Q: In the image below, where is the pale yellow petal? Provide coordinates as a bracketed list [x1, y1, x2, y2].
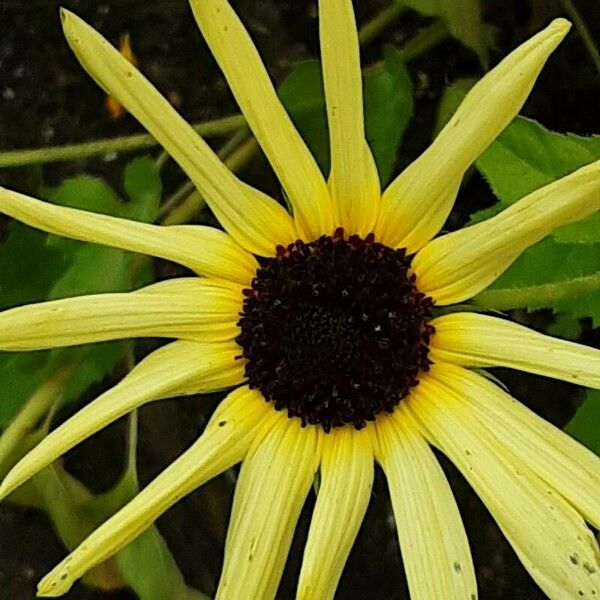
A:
[189, 0, 333, 240]
[319, 0, 380, 236]
[36, 387, 269, 597]
[413, 158, 600, 304]
[0, 340, 244, 501]
[217, 416, 320, 600]
[376, 19, 571, 252]
[426, 362, 600, 529]
[431, 312, 600, 389]
[297, 426, 374, 600]
[0, 186, 257, 283]
[374, 407, 477, 600]
[0, 278, 243, 350]
[61, 8, 296, 254]
[411, 372, 600, 600]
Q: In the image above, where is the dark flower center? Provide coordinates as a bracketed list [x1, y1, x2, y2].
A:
[236, 228, 434, 432]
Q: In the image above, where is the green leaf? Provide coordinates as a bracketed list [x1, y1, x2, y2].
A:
[0, 159, 162, 426]
[472, 117, 600, 236]
[278, 60, 329, 174]
[433, 78, 476, 137]
[471, 117, 600, 322]
[0, 222, 71, 309]
[44, 174, 122, 214]
[474, 238, 600, 325]
[117, 527, 202, 600]
[43, 166, 160, 406]
[554, 213, 600, 245]
[278, 50, 414, 185]
[475, 117, 600, 205]
[123, 156, 163, 223]
[565, 390, 600, 456]
[364, 46, 414, 185]
[0, 352, 49, 427]
[1, 160, 190, 597]
[397, 0, 488, 67]
[545, 313, 583, 341]
[91, 413, 205, 600]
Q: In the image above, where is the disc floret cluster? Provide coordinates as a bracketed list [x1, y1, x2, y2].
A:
[237, 228, 435, 431]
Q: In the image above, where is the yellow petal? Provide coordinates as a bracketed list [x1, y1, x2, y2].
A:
[36, 386, 269, 597]
[0, 186, 257, 283]
[61, 8, 296, 255]
[411, 371, 600, 600]
[217, 416, 320, 600]
[189, 0, 333, 241]
[426, 362, 600, 529]
[413, 158, 600, 304]
[0, 278, 243, 350]
[319, 0, 380, 236]
[374, 407, 477, 600]
[376, 18, 571, 252]
[0, 340, 243, 501]
[297, 426, 374, 600]
[431, 312, 600, 389]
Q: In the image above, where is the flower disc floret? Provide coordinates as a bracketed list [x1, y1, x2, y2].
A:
[236, 228, 435, 431]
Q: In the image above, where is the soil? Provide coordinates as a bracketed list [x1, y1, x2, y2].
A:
[0, 0, 599, 599]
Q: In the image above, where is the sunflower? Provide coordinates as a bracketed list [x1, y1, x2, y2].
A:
[1, 1, 600, 599]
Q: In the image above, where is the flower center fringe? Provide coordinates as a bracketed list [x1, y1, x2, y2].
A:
[236, 228, 434, 432]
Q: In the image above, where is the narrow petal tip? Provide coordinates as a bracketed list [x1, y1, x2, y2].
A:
[0, 472, 20, 502]
[550, 17, 572, 35]
[59, 7, 82, 42]
[37, 571, 72, 598]
[0, 471, 29, 503]
[59, 7, 75, 28]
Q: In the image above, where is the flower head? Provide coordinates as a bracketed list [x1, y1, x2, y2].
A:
[1, 2, 600, 599]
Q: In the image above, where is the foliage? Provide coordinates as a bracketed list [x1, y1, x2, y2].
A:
[467, 117, 600, 454]
[397, 0, 489, 67]
[0, 157, 160, 425]
[279, 45, 414, 186]
[0, 157, 205, 599]
[472, 117, 600, 326]
[565, 390, 600, 456]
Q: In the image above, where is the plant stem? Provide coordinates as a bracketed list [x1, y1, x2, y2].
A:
[560, 0, 600, 76]
[158, 127, 250, 220]
[161, 136, 258, 226]
[399, 20, 448, 63]
[358, 2, 407, 46]
[474, 273, 600, 310]
[0, 114, 246, 168]
[0, 360, 78, 477]
[364, 19, 448, 80]
[159, 180, 196, 220]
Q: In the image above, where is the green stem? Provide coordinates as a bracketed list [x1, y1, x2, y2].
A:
[560, 0, 600, 76]
[474, 273, 600, 311]
[158, 180, 196, 221]
[364, 19, 449, 78]
[399, 20, 448, 63]
[161, 136, 259, 226]
[358, 2, 407, 46]
[155, 149, 170, 170]
[0, 361, 78, 477]
[158, 127, 250, 220]
[0, 114, 245, 168]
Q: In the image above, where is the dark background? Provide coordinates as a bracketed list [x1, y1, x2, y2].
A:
[0, 0, 599, 598]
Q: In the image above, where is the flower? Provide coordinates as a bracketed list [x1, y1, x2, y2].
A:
[1, 1, 599, 599]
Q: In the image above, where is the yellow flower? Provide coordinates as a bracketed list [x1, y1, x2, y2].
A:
[1, 2, 600, 599]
